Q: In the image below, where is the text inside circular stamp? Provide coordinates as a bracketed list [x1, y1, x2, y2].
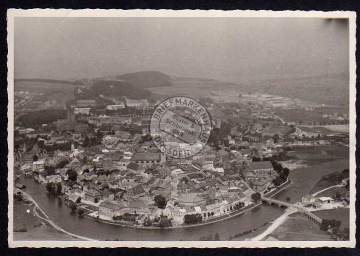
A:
[150, 97, 212, 159]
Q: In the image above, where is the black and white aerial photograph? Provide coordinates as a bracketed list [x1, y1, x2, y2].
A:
[7, 10, 356, 248]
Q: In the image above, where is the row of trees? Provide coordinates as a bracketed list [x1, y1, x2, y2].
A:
[154, 195, 167, 209]
[16, 109, 67, 128]
[199, 233, 220, 241]
[272, 167, 290, 187]
[184, 213, 203, 225]
[251, 192, 262, 203]
[319, 218, 349, 240]
[46, 182, 62, 196]
[69, 201, 84, 216]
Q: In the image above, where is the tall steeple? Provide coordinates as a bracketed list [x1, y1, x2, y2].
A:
[160, 151, 166, 164]
[67, 105, 76, 122]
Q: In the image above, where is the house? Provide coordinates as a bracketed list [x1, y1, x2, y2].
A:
[246, 161, 273, 173]
[45, 175, 62, 184]
[126, 184, 146, 199]
[318, 197, 335, 204]
[179, 193, 206, 207]
[106, 104, 125, 111]
[127, 201, 150, 215]
[68, 158, 81, 168]
[127, 162, 142, 173]
[15, 183, 26, 189]
[302, 194, 317, 206]
[125, 98, 150, 109]
[74, 107, 91, 115]
[172, 207, 187, 223]
[74, 123, 89, 133]
[131, 152, 161, 167]
[85, 189, 101, 203]
[32, 160, 45, 173]
[77, 99, 96, 107]
[99, 200, 124, 218]
[248, 176, 274, 192]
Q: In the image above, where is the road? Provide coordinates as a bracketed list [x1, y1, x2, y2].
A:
[251, 207, 298, 241]
[312, 184, 344, 197]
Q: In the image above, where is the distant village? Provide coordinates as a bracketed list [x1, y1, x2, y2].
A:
[14, 95, 350, 228]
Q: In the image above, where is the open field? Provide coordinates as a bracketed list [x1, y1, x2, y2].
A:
[288, 145, 349, 166]
[15, 80, 78, 92]
[312, 208, 350, 229]
[274, 109, 327, 123]
[253, 73, 349, 106]
[316, 186, 349, 198]
[320, 125, 349, 133]
[15, 80, 77, 111]
[151, 72, 349, 107]
[273, 159, 349, 203]
[315, 106, 349, 115]
[149, 77, 242, 99]
[269, 213, 331, 241]
[14, 223, 83, 241]
[13, 203, 41, 232]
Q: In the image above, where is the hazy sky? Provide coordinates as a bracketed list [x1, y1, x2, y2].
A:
[14, 17, 349, 82]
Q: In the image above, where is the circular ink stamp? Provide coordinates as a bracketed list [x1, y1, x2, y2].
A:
[150, 96, 212, 158]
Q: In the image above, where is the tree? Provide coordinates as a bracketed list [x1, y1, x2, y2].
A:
[76, 197, 81, 203]
[273, 177, 282, 187]
[335, 191, 342, 200]
[342, 169, 349, 178]
[32, 154, 38, 162]
[184, 213, 203, 225]
[14, 193, 23, 202]
[56, 159, 69, 169]
[67, 169, 78, 182]
[279, 172, 287, 183]
[273, 134, 280, 143]
[286, 197, 291, 202]
[154, 195, 167, 209]
[214, 233, 220, 241]
[200, 234, 214, 241]
[159, 218, 172, 228]
[77, 208, 85, 216]
[320, 219, 341, 231]
[38, 140, 45, 149]
[45, 165, 55, 176]
[69, 201, 77, 212]
[251, 192, 261, 203]
[46, 182, 53, 193]
[282, 168, 290, 178]
[83, 136, 90, 147]
[56, 182, 62, 195]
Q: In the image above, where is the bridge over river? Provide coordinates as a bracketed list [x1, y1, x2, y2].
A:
[262, 197, 323, 225]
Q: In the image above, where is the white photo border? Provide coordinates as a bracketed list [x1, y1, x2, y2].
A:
[7, 9, 357, 248]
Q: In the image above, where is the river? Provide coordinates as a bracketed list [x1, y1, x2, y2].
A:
[18, 156, 348, 241]
[19, 175, 284, 241]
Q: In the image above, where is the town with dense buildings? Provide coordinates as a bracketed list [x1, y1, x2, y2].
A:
[13, 83, 350, 234]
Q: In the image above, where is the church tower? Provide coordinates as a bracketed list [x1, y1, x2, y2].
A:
[160, 152, 166, 164]
[67, 105, 76, 123]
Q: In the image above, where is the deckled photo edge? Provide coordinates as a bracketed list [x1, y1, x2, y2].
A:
[7, 9, 356, 248]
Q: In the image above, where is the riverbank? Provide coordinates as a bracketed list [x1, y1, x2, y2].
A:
[20, 190, 94, 241]
[86, 202, 262, 230]
[17, 176, 292, 235]
[265, 212, 332, 241]
[251, 207, 298, 241]
[16, 174, 286, 241]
